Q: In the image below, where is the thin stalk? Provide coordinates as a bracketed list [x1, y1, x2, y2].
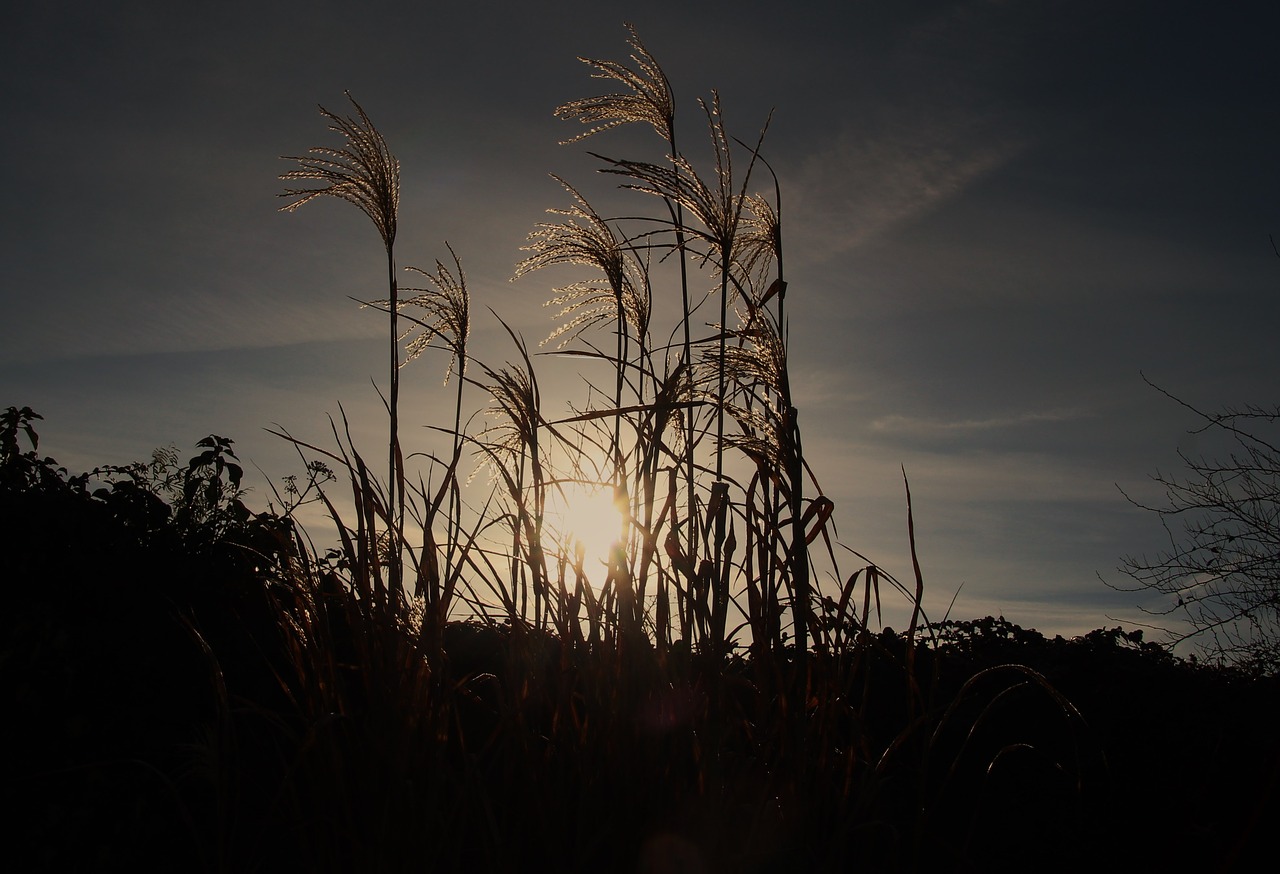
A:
[768, 164, 809, 668]
[711, 254, 731, 650]
[278, 91, 401, 603]
[671, 167, 698, 621]
[445, 350, 466, 589]
[386, 244, 403, 603]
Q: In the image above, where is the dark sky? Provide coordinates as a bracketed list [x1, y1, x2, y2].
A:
[4, 0, 1278, 639]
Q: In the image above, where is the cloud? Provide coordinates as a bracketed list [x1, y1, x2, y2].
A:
[787, 97, 1028, 262]
[870, 407, 1088, 435]
[782, 0, 1074, 261]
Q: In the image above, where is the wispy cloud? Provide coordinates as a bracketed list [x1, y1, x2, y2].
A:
[785, 0, 1066, 260]
[791, 115, 1024, 259]
[871, 407, 1087, 435]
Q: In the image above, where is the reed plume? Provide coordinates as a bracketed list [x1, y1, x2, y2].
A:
[554, 23, 674, 145]
[515, 177, 650, 346]
[398, 245, 471, 614]
[555, 24, 701, 595]
[401, 244, 470, 382]
[278, 92, 399, 248]
[470, 327, 558, 626]
[515, 175, 651, 500]
[594, 95, 771, 644]
[279, 91, 406, 600]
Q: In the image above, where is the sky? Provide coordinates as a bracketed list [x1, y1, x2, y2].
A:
[3, 0, 1278, 643]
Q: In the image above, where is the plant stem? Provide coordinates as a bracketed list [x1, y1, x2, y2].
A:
[386, 243, 402, 603]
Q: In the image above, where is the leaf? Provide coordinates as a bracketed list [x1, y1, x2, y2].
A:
[801, 495, 835, 545]
[759, 277, 786, 307]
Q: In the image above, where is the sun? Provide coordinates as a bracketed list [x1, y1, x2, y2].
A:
[546, 481, 626, 584]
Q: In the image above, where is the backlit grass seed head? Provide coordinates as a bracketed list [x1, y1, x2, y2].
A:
[598, 94, 765, 268]
[279, 91, 400, 252]
[734, 193, 780, 293]
[649, 362, 696, 453]
[555, 23, 674, 145]
[515, 177, 649, 347]
[398, 244, 471, 385]
[540, 281, 645, 350]
[476, 361, 541, 468]
[723, 403, 785, 470]
[719, 317, 785, 397]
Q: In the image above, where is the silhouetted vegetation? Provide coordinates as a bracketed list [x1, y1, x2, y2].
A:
[1116, 375, 1280, 673]
[6, 24, 1276, 874]
[5, 409, 1277, 872]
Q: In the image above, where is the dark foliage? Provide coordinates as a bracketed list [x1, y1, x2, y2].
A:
[0, 408, 301, 870]
[930, 616, 1280, 873]
[3, 410, 1276, 873]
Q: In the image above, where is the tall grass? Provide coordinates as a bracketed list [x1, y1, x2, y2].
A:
[276, 35, 823, 663]
[259, 26, 1102, 872]
[279, 92, 405, 601]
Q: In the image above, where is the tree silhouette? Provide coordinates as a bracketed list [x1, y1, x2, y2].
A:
[1117, 376, 1280, 673]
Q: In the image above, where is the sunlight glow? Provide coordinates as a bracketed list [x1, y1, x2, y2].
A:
[547, 481, 626, 585]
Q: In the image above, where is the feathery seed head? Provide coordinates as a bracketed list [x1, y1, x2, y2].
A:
[477, 361, 542, 472]
[279, 92, 400, 252]
[398, 244, 471, 384]
[555, 23, 675, 145]
[596, 94, 768, 267]
[729, 317, 786, 394]
[735, 193, 781, 291]
[515, 177, 650, 347]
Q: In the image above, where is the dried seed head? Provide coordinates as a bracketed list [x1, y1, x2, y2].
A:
[555, 23, 675, 145]
[279, 92, 399, 252]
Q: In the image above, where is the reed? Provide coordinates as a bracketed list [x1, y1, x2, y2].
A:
[252, 25, 1106, 872]
[279, 92, 405, 602]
